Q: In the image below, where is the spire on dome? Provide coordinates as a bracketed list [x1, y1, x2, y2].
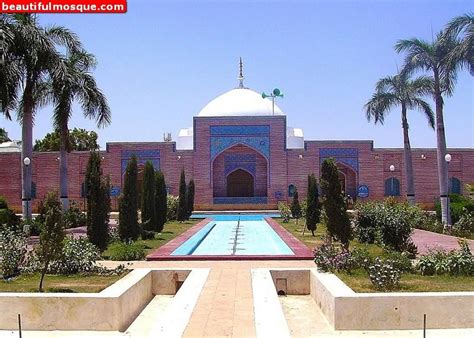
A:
[238, 57, 244, 88]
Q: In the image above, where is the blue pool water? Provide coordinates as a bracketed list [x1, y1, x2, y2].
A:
[172, 215, 294, 256]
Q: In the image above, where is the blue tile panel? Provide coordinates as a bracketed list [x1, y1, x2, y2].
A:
[121, 149, 160, 174]
[224, 154, 257, 177]
[210, 125, 270, 136]
[213, 197, 268, 204]
[210, 125, 270, 161]
[319, 148, 359, 173]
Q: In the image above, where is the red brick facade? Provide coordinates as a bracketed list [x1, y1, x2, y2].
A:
[1, 115, 473, 212]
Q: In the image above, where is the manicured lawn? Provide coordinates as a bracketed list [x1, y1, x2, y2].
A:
[336, 269, 474, 293]
[102, 219, 199, 258]
[0, 273, 127, 293]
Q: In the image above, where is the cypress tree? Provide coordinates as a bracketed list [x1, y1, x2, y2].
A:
[320, 158, 351, 248]
[141, 161, 156, 231]
[37, 191, 65, 292]
[186, 179, 195, 220]
[290, 188, 302, 222]
[306, 173, 321, 236]
[119, 155, 139, 241]
[177, 169, 187, 222]
[85, 151, 110, 251]
[155, 171, 167, 232]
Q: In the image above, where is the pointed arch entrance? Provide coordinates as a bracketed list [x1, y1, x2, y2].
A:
[227, 169, 254, 197]
[212, 144, 268, 203]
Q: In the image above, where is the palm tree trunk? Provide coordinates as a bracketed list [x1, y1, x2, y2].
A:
[401, 105, 416, 205]
[59, 122, 69, 211]
[434, 73, 451, 226]
[21, 82, 33, 221]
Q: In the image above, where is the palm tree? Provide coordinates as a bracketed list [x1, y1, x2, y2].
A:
[0, 128, 10, 143]
[365, 72, 434, 205]
[445, 13, 473, 75]
[50, 50, 111, 210]
[395, 32, 464, 226]
[5, 14, 80, 219]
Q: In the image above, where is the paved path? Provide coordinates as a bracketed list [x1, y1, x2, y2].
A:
[411, 229, 474, 255]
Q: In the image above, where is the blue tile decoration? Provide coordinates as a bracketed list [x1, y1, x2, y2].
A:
[214, 197, 268, 204]
[121, 149, 160, 174]
[121, 150, 160, 159]
[224, 154, 257, 177]
[210, 125, 270, 136]
[319, 148, 359, 173]
[210, 125, 270, 161]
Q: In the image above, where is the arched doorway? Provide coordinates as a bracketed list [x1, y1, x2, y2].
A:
[227, 169, 254, 197]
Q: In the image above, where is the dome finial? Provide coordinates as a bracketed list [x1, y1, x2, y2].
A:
[238, 57, 244, 88]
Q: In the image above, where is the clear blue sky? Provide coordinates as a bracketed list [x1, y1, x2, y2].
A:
[2, 0, 473, 149]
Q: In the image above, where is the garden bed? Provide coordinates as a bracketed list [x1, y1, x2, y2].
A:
[0, 272, 128, 293]
[336, 268, 474, 292]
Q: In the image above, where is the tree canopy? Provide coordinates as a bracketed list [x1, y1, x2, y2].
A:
[34, 128, 99, 152]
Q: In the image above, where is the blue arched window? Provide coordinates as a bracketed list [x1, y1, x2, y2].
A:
[384, 177, 400, 196]
[288, 184, 296, 197]
[449, 177, 461, 194]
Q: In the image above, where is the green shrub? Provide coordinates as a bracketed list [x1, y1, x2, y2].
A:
[416, 241, 473, 276]
[435, 194, 474, 224]
[350, 246, 373, 270]
[141, 161, 156, 230]
[354, 199, 418, 253]
[0, 227, 27, 278]
[177, 169, 187, 222]
[108, 227, 120, 243]
[107, 241, 145, 261]
[353, 201, 379, 244]
[452, 209, 474, 237]
[167, 195, 179, 221]
[368, 258, 401, 291]
[384, 251, 414, 273]
[278, 202, 291, 223]
[306, 174, 321, 236]
[290, 188, 302, 220]
[155, 171, 167, 232]
[63, 201, 86, 229]
[0, 196, 8, 209]
[141, 229, 155, 240]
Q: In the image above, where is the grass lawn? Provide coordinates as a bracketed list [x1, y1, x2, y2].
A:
[336, 269, 474, 293]
[102, 219, 199, 258]
[0, 273, 127, 293]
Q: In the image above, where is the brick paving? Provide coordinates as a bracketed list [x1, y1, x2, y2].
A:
[411, 229, 474, 255]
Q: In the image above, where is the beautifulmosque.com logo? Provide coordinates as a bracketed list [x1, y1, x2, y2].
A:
[1, 0, 127, 13]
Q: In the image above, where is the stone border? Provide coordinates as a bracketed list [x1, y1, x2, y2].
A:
[252, 268, 474, 331]
[0, 268, 209, 332]
[146, 217, 313, 260]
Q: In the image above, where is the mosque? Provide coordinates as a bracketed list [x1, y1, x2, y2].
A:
[0, 63, 473, 211]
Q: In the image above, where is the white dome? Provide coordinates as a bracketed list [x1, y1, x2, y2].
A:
[198, 88, 284, 117]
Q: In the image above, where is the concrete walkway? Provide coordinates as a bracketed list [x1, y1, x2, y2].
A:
[411, 229, 474, 255]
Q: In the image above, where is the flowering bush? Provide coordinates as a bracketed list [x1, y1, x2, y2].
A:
[278, 202, 291, 223]
[368, 258, 401, 291]
[167, 195, 179, 221]
[313, 241, 356, 273]
[0, 228, 27, 278]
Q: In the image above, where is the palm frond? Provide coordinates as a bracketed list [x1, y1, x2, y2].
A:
[410, 98, 435, 129]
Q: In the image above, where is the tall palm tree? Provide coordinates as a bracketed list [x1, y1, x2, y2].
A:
[5, 14, 81, 219]
[365, 72, 434, 205]
[445, 13, 474, 75]
[51, 50, 111, 210]
[395, 32, 464, 226]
